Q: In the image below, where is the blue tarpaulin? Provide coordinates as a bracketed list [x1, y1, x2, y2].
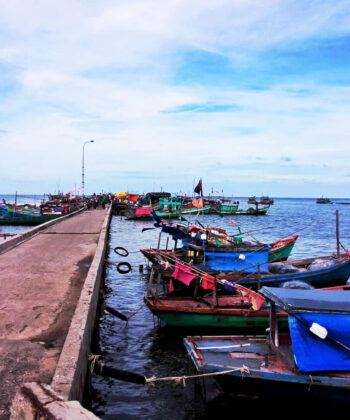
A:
[204, 250, 269, 272]
[289, 313, 350, 372]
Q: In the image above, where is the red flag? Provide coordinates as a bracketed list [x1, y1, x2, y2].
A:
[169, 279, 174, 293]
[194, 179, 203, 195]
[172, 261, 196, 286]
[201, 274, 216, 290]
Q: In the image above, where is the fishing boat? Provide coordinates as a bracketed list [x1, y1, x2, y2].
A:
[218, 254, 350, 290]
[140, 235, 298, 264]
[214, 200, 239, 215]
[216, 206, 270, 216]
[180, 205, 212, 215]
[147, 246, 350, 291]
[248, 196, 258, 204]
[0, 204, 63, 225]
[0, 213, 62, 225]
[259, 196, 274, 205]
[184, 286, 350, 403]
[317, 197, 332, 204]
[125, 206, 180, 220]
[144, 285, 287, 330]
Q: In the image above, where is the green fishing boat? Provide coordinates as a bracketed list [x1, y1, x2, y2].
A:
[144, 294, 288, 329]
[216, 206, 270, 216]
[180, 205, 212, 215]
[0, 214, 62, 225]
[268, 235, 298, 262]
[214, 201, 239, 215]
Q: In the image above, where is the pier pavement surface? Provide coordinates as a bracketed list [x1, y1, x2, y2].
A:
[0, 209, 107, 419]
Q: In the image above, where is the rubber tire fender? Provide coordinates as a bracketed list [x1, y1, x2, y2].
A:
[114, 246, 129, 257]
[117, 262, 132, 274]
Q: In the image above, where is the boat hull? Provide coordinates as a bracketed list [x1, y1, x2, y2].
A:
[221, 257, 350, 290]
[184, 335, 350, 403]
[0, 214, 61, 225]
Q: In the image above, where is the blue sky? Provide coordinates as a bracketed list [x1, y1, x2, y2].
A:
[1, 0, 350, 197]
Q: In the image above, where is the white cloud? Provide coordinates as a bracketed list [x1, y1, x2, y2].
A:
[0, 0, 350, 195]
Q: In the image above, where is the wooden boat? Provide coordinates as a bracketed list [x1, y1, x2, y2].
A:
[260, 195, 274, 205]
[144, 287, 287, 330]
[140, 235, 298, 266]
[125, 206, 180, 220]
[268, 235, 298, 262]
[147, 248, 350, 290]
[125, 206, 153, 219]
[216, 206, 270, 216]
[218, 254, 350, 290]
[184, 286, 350, 403]
[145, 285, 350, 329]
[214, 201, 239, 215]
[0, 214, 61, 225]
[248, 196, 258, 204]
[180, 205, 212, 215]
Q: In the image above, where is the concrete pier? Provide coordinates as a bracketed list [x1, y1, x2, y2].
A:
[0, 209, 110, 419]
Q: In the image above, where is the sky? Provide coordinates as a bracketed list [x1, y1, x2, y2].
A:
[1, 0, 350, 197]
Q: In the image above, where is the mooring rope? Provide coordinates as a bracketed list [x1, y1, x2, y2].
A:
[89, 354, 250, 387]
[89, 354, 102, 374]
[126, 302, 146, 321]
[145, 365, 250, 386]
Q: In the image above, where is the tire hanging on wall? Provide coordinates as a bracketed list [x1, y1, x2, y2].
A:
[114, 246, 129, 257]
[117, 262, 132, 274]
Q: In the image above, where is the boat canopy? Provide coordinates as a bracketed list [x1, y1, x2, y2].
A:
[260, 287, 350, 314]
[261, 287, 350, 372]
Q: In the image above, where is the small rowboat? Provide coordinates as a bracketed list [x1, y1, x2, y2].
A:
[184, 286, 350, 403]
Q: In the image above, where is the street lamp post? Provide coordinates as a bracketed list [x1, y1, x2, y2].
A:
[82, 140, 94, 197]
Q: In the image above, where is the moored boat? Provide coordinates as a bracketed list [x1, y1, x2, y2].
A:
[217, 206, 270, 216]
[184, 286, 350, 403]
[125, 206, 180, 220]
[144, 286, 287, 330]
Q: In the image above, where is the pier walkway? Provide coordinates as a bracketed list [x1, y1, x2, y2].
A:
[0, 209, 109, 419]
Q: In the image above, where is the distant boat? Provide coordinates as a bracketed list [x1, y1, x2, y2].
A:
[316, 197, 332, 204]
[248, 196, 274, 205]
[259, 195, 274, 205]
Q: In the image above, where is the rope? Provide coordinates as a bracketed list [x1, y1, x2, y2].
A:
[88, 354, 102, 374]
[126, 303, 146, 321]
[145, 365, 250, 386]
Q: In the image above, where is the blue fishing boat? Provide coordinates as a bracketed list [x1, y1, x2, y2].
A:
[218, 254, 350, 290]
[184, 286, 350, 403]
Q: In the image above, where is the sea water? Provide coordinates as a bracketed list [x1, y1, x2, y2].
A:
[91, 198, 350, 418]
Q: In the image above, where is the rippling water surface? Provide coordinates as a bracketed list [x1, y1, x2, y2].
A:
[90, 198, 350, 417]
